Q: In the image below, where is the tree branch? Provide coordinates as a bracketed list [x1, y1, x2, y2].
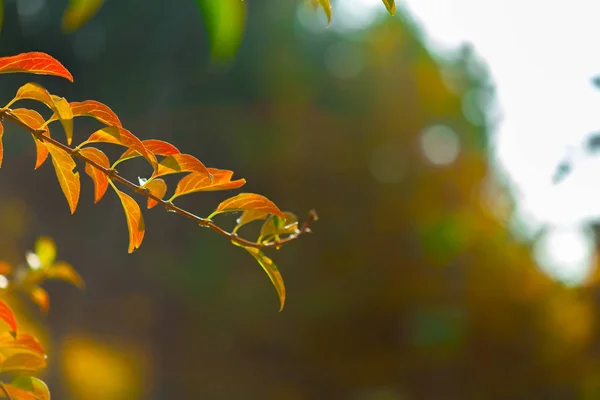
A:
[0, 109, 316, 250]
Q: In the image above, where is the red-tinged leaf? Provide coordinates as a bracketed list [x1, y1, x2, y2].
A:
[0, 384, 38, 400]
[0, 352, 47, 373]
[259, 212, 299, 243]
[144, 179, 167, 209]
[78, 147, 109, 203]
[171, 168, 245, 200]
[50, 99, 122, 127]
[0, 332, 45, 356]
[45, 261, 85, 289]
[0, 122, 3, 167]
[9, 83, 73, 144]
[11, 376, 50, 400]
[211, 193, 283, 219]
[10, 108, 50, 169]
[47, 145, 80, 214]
[152, 154, 211, 179]
[0, 300, 17, 333]
[0, 52, 73, 81]
[29, 286, 49, 314]
[86, 127, 157, 169]
[118, 139, 180, 164]
[112, 186, 145, 253]
[242, 245, 286, 311]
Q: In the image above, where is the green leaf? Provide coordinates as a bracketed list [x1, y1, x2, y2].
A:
[258, 212, 299, 243]
[382, 0, 396, 15]
[11, 376, 50, 400]
[196, 0, 246, 65]
[237, 244, 286, 312]
[62, 0, 105, 32]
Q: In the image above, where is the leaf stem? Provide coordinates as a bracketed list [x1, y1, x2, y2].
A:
[0, 109, 316, 250]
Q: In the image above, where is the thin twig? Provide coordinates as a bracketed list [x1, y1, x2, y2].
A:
[0, 109, 316, 250]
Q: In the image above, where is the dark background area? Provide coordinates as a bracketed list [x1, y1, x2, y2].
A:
[1, 0, 598, 399]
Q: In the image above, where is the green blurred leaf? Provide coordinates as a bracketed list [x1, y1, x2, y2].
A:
[382, 0, 396, 15]
[196, 0, 246, 65]
[62, 0, 105, 33]
[34, 237, 56, 268]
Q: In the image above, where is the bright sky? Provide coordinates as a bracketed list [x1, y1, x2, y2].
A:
[307, 0, 600, 284]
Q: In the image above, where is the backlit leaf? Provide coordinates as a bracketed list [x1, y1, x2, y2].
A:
[34, 236, 56, 267]
[50, 99, 122, 127]
[0, 352, 47, 373]
[10, 108, 50, 169]
[259, 212, 299, 243]
[196, 0, 246, 64]
[317, 0, 332, 25]
[0, 122, 3, 167]
[233, 209, 270, 233]
[0, 300, 17, 333]
[116, 139, 180, 165]
[11, 376, 50, 400]
[0, 52, 73, 81]
[29, 286, 49, 314]
[242, 246, 286, 311]
[144, 178, 167, 209]
[0, 384, 38, 400]
[0, 332, 45, 356]
[45, 261, 85, 289]
[171, 168, 245, 200]
[211, 193, 283, 219]
[153, 154, 211, 179]
[79, 147, 109, 203]
[112, 186, 145, 253]
[62, 0, 105, 33]
[382, 0, 395, 15]
[47, 145, 80, 214]
[86, 127, 157, 169]
[8, 83, 73, 144]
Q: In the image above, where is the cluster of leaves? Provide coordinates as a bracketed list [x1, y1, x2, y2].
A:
[0, 52, 316, 311]
[0, 237, 82, 400]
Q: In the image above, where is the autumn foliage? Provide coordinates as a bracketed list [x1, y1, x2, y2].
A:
[0, 52, 316, 399]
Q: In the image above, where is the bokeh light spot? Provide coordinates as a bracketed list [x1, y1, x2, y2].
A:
[420, 124, 460, 166]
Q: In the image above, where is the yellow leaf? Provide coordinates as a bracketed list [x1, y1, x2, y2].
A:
[10, 376, 50, 400]
[46, 261, 85, 289]
[144, 179, 167, 209]
[10, 108, 51, 169]
[382, 0, 396, 15]
[0, 352, 47, 373]
[318, 0, 332, 25]
[241, 246, 286, 311]
[210, 193, 283, 219]
[62, 0, 105, 32]
[34, 236, 56, 267]
[258, 212, 299, 243]
[112, 186, 145, 253]
[0, 332, 45, 356]
[47, 145, 80, 214]
[79, 147, 109, 203]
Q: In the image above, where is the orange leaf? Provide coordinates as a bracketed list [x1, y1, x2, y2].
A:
[0, 332, 45, 356]
[9, 83, 73, 144]
[241, 246, 286, 311]
[0, 122, 3, 167]
[47, 145, 80, 214]
[211, 193, 283, 219]
[0, 301, 17, 333]
[115, 139, 180, 166]
[0, 352, 47, 373]
[53, 100, 122, 127]
[172, 168, 245, 200]
[10, 108, 50, 169]
[144, 179, 167, 209]
[46, 261, 85, 289]
[0, 384, 39, 400]
[29, 286, 49, 314]
[86, 127, 157, 169]
[112, 186, 145, 253]
[0, 52, 73, 81]
[0, 261, 12, 276]
[152, 154, 211, 179]
[79, 147, 109, 203]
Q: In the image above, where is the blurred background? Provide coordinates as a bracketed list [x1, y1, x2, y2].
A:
[1, 0, 600, 398]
